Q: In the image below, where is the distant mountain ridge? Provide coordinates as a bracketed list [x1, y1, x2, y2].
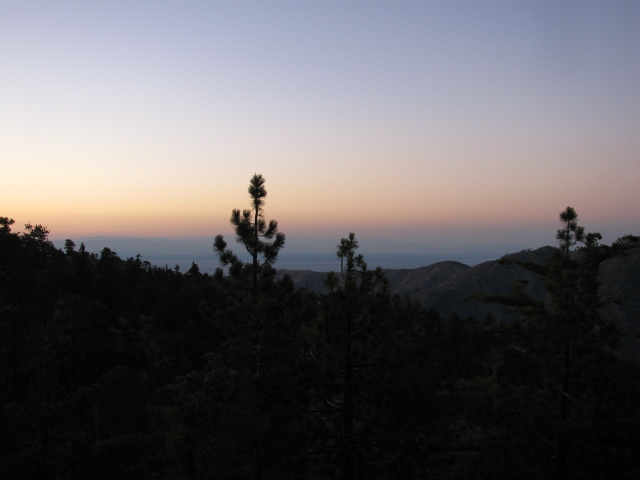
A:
[279, 245, 640, 362]
[410, 247, 554, 321]
[279, 246, 555, 320]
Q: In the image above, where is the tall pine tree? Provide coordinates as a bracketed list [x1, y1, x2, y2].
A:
[213, 174, 285, 304]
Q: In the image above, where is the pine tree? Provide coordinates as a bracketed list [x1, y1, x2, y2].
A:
[311, 233, 391, 479]
[213, 174, 285, 303]
[556, 206, 585, 255]
[472, 207, 625, 477]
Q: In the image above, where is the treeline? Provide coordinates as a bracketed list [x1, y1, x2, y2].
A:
[1, 199, 639, 478]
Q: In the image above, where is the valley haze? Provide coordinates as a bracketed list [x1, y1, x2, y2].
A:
[52, 234, 548, 273]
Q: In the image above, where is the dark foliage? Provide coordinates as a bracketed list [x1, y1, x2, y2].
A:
[1, 213, 639, 479]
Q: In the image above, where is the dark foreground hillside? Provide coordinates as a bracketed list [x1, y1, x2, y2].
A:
[2, 217, 640, 479]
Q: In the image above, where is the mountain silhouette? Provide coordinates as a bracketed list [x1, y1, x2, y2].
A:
[280, 245, 640, 362]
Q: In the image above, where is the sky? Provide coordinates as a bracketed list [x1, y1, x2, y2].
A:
[2, 1, 639, 264]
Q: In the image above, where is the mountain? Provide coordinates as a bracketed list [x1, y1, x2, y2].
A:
[598, 246, 640, 361]
[411, 247, 555, 321]
[280, 260, 471, 299]
[383, 261, 471, 297]
[280, 245, 640, 362]
[279, 247, 555, 321]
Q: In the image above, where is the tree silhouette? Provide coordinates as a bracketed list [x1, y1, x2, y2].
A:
[472, 206, 616, 477]
[313, 233, 390, 479]
[556, 206, 585, 254]
[213, 174, 285, 303]
[64, 239, 76, 255]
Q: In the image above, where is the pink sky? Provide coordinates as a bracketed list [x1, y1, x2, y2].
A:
[2, 2, 639, 253]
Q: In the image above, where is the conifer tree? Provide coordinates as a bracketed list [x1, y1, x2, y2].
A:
[556, 206, 585, 255]
[213, 174, 285, 303]
[550, 207, 586, 475]
[313, 233, 390, 479]
[472, 206, 618, 477]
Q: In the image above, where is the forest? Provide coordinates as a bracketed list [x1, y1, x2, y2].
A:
[1, 176, 640, 479]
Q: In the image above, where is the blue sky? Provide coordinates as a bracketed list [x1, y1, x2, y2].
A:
[2, 1, 639, 266]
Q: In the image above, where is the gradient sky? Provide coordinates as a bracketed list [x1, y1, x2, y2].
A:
[2, 1, 639, 255]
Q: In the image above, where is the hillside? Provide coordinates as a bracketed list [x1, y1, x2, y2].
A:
[3, 219, 640, 478]
[411, 247, 555, 321]
[280, 260, 471, 299]
[279, 246, 555, 321]
[598, 246, 640, 361]
[281, 244, 640, 362]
